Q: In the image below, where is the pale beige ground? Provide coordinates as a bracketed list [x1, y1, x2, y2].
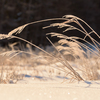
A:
[0, 80, 100, 100]
[0, 63, 100, 100]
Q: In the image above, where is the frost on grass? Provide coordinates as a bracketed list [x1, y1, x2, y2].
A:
[0, 15, 100, 83]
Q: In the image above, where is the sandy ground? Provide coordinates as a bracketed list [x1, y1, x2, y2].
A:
[0, 78, 100, 100]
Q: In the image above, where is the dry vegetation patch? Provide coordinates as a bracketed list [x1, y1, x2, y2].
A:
[0, 15, 100, 83]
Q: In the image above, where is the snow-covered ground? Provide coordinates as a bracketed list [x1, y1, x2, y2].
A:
[0, 46, 100, 100]
[0, 60, 100, 100]
[1, 64, 100, 100]
[0, 79, 100, 100]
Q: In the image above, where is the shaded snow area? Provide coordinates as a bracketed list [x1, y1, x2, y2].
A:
[0, 81, 100, 100]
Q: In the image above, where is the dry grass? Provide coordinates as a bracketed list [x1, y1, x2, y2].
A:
[0, 15, 100, 83]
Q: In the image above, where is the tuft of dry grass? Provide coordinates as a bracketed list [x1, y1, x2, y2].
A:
[0, 15, 100, 83]
[0, 56, 24, 84]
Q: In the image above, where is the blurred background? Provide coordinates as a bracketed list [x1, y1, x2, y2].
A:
[0, 0, 100, 47]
